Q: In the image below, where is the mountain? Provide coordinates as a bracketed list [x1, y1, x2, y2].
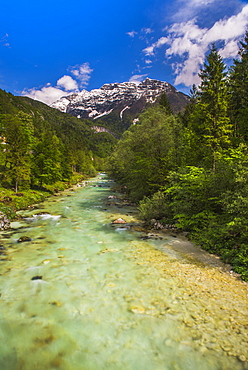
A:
[51, 78, 189, 121]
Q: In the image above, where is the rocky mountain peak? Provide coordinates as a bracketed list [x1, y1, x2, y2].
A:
[51, 78, 188, 120]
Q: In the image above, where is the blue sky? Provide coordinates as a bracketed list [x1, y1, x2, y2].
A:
[1, 0, 248, 104]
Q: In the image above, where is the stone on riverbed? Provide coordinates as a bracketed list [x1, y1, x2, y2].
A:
[31, 275, 43, 280]
[112, 218, 127, 224]
[0, 212, 10, 230]
[17, 236, 32, 243]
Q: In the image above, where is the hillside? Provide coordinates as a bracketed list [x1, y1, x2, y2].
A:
[0, 89, 117, 190]
[51, 78, 189, 135]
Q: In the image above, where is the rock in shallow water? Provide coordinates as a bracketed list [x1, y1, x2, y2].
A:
[112, 218, 127, 224]
[17, 236, 32, 243]
[31, 276, 43, 280]
[0, 212, 10, 230]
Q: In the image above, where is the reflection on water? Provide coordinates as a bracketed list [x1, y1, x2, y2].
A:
[0, 175, 247, 370]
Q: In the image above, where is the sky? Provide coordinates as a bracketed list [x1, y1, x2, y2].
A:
[0, 0, 248, 105]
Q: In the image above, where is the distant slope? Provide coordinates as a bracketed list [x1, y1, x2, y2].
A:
[0, 89, 117, 165]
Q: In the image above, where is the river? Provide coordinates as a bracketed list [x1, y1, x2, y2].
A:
[0, 174, 247, 370]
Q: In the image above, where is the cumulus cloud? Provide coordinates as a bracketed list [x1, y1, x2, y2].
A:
[69, 62, 93, 88]
[129, 74, 148, 84]
[143, 37, 169, 56]
[22, 62, 93, 105]
[143, 3, 248, 86]
[202, 4, 248, 44]
[57, 75, 78, 91]
[22, 84, 70, 105]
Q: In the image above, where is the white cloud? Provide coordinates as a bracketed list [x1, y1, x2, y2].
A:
[69, 62, 93, 88]
[143, 4, 248, 87]
[127, 31, 138, 37]
[143, 45, 156, 56]
[22, 62, 93, 105]
[142, 28, 153, 34]
[129, 74, 148, 84]
[171, 0, 217, 22]
[0, 33, 11, 48]
[202, 4, 248, 44]
[220, 40, 240, 59]
[22, 85, 70, 105]
[143, 37, 169, 56]
[57, 75, 78, 91]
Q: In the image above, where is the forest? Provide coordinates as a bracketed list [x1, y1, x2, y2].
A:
[107, 33, 248, 281]
[0, 89, 117, 217]
[0, 33, 248, 281]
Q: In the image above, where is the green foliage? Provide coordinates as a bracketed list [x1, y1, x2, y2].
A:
[0, 90, 111, 192]
[32, 133, 63, 186]
[159, 93, 172, 115]
[89, 132, 117, 158]
[108, 38, 248, 281]
[108, 106, 182, 200]
[0, 188, 48, 218]
[0, 112, 35, 191]
[229, 31, 248, 141]
[1, 35, 248, 280]
[164, 167, 212, 216]
[138, 191, 173, 222]
[188, 45, 233, 171]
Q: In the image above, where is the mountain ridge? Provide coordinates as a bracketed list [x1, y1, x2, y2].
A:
[51, 78, 189, 121]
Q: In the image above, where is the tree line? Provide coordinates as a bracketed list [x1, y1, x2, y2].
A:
[107, 32, 248, 281]
[0, 92, 117, 192]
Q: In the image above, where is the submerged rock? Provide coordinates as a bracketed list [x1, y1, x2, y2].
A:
[0, 212, 10, 230]
[31, 276, 42, 280]
[17, 236, 32, 243]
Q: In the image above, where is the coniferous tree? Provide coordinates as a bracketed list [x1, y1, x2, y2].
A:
[229, 31, 248, 141]
[159, 93, 172, 115]
[1, 112, 34, 191]
[189, 44, 233, 171]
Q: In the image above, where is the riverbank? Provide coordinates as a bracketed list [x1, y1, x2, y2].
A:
[0, 174, 88, 222]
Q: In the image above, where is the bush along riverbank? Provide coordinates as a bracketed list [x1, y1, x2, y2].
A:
[0, 174, 88, 224]
[108, 184, 248, 281]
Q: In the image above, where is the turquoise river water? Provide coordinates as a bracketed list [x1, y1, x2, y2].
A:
[0, 175, 247, 370]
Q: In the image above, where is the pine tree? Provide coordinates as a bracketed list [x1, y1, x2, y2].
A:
[189, 44, 233, 171]
[159, 93, 172, 115]
[229, 30, 248, 141]
[1, 112, 34, 191]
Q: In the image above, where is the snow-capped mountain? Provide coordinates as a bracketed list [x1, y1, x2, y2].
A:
[51, 78, 189, 120]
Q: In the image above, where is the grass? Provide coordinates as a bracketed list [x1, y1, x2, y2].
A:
[0, 174, 87, 220]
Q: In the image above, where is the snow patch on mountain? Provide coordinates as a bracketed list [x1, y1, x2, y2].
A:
[51, 78, 188, 119]
[120, 106, 130, 119]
